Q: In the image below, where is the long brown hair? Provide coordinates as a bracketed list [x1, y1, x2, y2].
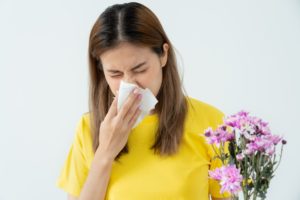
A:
[88, 2, 188, 160]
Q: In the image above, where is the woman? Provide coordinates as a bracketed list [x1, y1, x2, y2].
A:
[57, 2, 231, 200]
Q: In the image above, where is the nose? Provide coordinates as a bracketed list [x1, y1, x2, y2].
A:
[123, 74, 136, 85]
[122, 75, 142, 88]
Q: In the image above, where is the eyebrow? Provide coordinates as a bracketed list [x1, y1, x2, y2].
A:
[106, 61, 147, 73]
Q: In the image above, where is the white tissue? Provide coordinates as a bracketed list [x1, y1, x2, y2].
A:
[117, 80, 158, 128]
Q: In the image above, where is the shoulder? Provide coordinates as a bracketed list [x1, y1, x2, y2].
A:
[186, 96, 225, 118]
[185, 96, 225, 131]
[73, 112, 93, 151]
[76, 112, 91, 133]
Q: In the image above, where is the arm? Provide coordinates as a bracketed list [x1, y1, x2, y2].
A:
[77, 149, 114, 200]
[67, 90, 141, 200]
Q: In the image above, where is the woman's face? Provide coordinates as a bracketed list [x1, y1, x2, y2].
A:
[100, 42, 169, 97]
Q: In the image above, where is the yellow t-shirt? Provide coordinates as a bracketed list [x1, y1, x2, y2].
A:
[56, 97, 230, 199]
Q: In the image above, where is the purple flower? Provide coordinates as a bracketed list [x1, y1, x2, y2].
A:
[204, 110, 287, 198]
[209, 167, 223, 180]
[282, 139, 287, 145]
[245, 135, 282, 156]
[204, 126, 234, 147]
[225, 110, 249, 129]
[204, 127, 213, 137]
[224, 110, 271, 141]
[209, 165, 243, 195]
[267, 134, 282, 145]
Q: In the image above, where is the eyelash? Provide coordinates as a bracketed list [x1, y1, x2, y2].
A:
[111, 70, 146, 78]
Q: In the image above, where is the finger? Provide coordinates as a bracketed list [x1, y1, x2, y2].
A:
[106, 95, 118, 119]
[128, 106, 142, 128]
[123, 93, 142, 124]
[118, 87, 140, 120]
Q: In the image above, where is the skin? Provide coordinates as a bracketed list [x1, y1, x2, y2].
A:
[101, 42, 169, 114]
[67, 42, 230, 200]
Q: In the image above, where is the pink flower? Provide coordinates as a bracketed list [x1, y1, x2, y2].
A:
[245, 135, 282, 156]
[209, 165, 243, 195]
[224, 110, 249, 129]
[224, 110, 271, 141]
[204, 126, 234, 147]
[266, 134, 282, 145]
[204, 110, 287, 198]
[236, 153, 244, 161]
[209, 167, 223, 180]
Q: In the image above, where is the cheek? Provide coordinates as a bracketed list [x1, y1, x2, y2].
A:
[141, 68, 163, 95]
[105, 76, 120, 95]
[138, 70, 157, 87]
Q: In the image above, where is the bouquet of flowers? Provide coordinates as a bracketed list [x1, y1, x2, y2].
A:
[204, 110, 287, 200]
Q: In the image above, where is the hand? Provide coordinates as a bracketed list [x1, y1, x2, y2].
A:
[97, 88, 142, 160]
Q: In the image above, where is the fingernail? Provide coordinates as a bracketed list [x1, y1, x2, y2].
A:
[133, 88, 139, 94]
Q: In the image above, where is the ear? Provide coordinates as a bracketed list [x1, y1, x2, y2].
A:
[160, 43, 169, 68]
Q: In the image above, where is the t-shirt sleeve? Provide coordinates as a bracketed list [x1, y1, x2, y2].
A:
[207, 108, 232, 198]
[56, 115, 90, 197]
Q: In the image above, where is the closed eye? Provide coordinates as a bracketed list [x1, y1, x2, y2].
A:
[110, 69, 147, 78]
[111, 74, 122, 78]
[134, 69, 146, 73]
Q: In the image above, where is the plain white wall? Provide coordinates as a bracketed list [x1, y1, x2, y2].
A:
[1, 0, 299, 199]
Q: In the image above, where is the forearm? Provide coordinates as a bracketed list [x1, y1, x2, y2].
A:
[79, 149, 114, 200]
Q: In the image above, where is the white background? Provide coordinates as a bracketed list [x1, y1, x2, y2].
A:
[0, 0, 299, 199]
